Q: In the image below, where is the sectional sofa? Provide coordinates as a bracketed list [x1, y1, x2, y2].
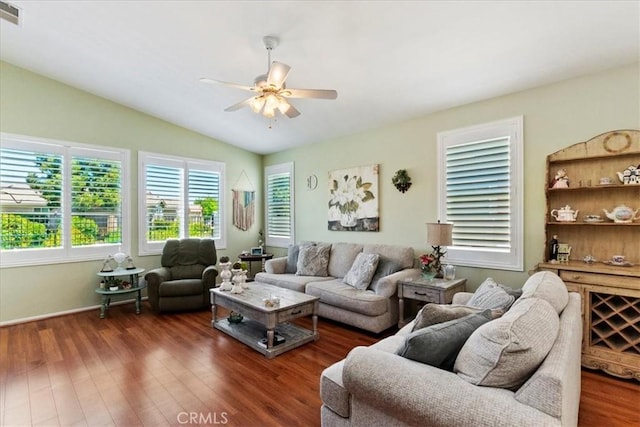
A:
[255, 242, 420, 333]
[319, 271, 582, 426]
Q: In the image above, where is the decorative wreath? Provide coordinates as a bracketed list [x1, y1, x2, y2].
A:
[602, 132, 632, 154]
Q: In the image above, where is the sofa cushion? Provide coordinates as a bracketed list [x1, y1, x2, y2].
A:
[466, 277, 515, 311]
[306, 280, 388, 316]
[296, 243, 331, 276]
[158, 279, 203, 297]
[363, 244, 414, 270]
[397, 310, 492, 371]
[412, 303, 501, 332]
[170, 264, 206, 280]
[517, 271, 568, 314]
[285, 244, 301, 274]
[327, 242, 363, 278]
[344, 253, 380, 290]
[454, 297, 559, 390]
[254, 272, 334, 293]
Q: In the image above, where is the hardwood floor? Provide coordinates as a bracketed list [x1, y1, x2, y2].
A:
[1, 302, 638, 426]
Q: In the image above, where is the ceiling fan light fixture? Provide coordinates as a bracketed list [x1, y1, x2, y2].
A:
[277, 99, 291, 114]
[263, 107, 276, 119]
[250, 96, 265, 113]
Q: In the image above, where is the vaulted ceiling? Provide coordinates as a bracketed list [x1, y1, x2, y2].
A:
[1, 1, 638, 154]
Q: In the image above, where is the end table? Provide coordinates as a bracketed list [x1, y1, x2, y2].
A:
[397, 277, 466, 328]
[238, 253, 273, 281]
[96, 268, 145, 318]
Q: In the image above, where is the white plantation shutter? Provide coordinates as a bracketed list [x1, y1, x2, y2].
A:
[1, 133, 129, 268]
[438, 117, 523, 271]
[138, 152, 225, 255]
[446, 138, 511, 249]
[265, 163, 294, 247]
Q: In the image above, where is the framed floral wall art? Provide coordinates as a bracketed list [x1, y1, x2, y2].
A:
[328, 164, 379, 231]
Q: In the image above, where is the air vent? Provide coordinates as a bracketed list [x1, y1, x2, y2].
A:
[0, 1, 20, 26]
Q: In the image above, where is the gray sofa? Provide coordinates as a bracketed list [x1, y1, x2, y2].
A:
[320, 271, 582, 426]
[255, 242, 419, 333]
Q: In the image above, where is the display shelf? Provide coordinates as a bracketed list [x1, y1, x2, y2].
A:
[539, 129, 640, 381]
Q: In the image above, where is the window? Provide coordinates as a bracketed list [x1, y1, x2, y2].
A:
[138, 152, 225, 255]
[265, 162, 294, 248]
[0, 133, 130, 268]
[437, 116, 523, 271]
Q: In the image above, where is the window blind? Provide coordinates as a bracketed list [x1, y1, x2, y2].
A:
[445, 137, 511, 251]
[267, 171, 291, 238]
[188, 168, 220, 239]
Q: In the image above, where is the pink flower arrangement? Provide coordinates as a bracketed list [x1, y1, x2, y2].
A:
[419, 253, 437, 274]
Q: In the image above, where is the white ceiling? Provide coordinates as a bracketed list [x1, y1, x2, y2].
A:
[1, 1, 638, 155]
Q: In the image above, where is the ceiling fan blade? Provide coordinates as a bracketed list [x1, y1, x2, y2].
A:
[283, 88, 338, 99]
[200, 78, 255, 92]
[283, 102, 300, 118]
[224, 98, 253, 112]
[266, 62, 291, 88]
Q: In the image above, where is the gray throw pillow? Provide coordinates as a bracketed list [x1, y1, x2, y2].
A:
[467, 277, 515, 311]
[296, 244, 331, 276]
[285, 244, 300, 274]
[396, 310, 492, 371]
[370, 255, 403, 285]
[411, 303, 501, 332]
[343, 253, 380, 290]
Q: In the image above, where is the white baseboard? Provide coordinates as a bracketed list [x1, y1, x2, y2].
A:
[0, 296, 149, 327]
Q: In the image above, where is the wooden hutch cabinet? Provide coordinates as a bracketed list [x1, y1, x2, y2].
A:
[537, 130, 639, 381]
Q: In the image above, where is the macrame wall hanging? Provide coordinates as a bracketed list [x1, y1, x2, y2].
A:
[232, 170, 256, 231]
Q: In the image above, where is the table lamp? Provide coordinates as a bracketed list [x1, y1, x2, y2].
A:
[427, 220, 453, 277]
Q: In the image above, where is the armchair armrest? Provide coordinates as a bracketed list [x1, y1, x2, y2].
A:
[343, 347, 555, 426]
[265, 257, 287, 274]
[371, 268, 421, 298]
[202, 265, 219, 288]
[145, 267, 171, 312]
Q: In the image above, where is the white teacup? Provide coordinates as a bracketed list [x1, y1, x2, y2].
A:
[612, 255, 625, 264]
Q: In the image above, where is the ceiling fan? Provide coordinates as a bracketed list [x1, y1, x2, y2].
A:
[200, 36, 337, 119]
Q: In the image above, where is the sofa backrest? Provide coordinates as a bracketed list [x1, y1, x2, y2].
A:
[161, 238, 217, 280]
[327, 243, 363, 278]
[363, 244, 414, 270]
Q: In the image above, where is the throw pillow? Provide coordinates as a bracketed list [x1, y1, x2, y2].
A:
[516, 271, 568, 314]
[454, 297, 559, 389]
[343, 253, 380, 290]
[285, 244, 300, 274]
[396, 310, 492, 371]
[296, 244, 331, 277]
[370, 255, 403, 285]
[466, 277, 515, 311]
[411, 303, 502, 332]
[498, 283, 523, 300]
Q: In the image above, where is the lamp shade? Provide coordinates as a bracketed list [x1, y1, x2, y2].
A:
[427, 222, 453, 246]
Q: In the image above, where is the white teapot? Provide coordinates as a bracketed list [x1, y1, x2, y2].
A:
[603, 205, 640, 223]
[551, 205, 579, 222]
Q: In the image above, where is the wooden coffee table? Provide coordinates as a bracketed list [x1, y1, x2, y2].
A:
[210, 282, 319, 358]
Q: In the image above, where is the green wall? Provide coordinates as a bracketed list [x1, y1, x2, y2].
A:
[0, 61, 263, 324]
[264, 63, 640, 291]
[2, 60, 638, 324]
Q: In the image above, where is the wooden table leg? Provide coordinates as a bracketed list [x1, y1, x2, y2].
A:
[266, 328, 275, 349]
[100, 295, 109, 319]
[135, 289, 142, 314]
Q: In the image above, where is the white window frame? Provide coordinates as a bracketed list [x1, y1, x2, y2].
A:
[265, 162, 295, 248]
[138, 151, 226, 255]
[437, 116, 524, 271]
[0, 132, 130, 268]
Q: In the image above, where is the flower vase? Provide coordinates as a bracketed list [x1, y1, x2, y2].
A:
[230, 268, 244, 294]
[340, 211, 358, 227]
[421, 269, 437, 281]
[219, 262, 233, 291]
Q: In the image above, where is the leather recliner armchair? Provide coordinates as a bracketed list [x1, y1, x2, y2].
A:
[145, 238, 218, 312]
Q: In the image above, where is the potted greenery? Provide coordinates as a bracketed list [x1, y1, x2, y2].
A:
[392, 169, 412, 193]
